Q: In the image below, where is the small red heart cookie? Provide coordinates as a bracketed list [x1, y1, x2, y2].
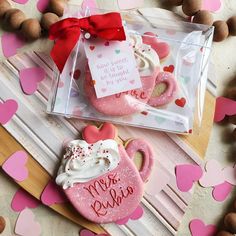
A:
[142, 32, 170, 61]
[82, 123, 117, 144]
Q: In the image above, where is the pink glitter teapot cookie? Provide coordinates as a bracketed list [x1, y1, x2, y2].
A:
[56, 123, 154, 223]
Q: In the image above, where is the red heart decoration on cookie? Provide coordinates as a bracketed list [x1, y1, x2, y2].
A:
[89, 46, 95, 51]
[82, 123, 116, 144]
[163, 65, 175, 73]
[71, 69, 81, 80]
[142, 32, 170, 60]
[175, 98, 186, 107]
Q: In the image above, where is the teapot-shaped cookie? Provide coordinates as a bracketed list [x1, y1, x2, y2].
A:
[56, 123, 154, 223]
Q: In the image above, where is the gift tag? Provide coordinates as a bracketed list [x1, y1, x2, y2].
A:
[83, 34, 141, 98]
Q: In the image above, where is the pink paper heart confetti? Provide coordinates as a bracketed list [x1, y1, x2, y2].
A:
[199, 160, 225, 187]
[19, 67, 46, 95]
[117, 0, 143, 9]
[11, 188, 40, 212]
[214, 97, 236, 122]
[41, 180, 67, 206]
[15, 208, 41, 236]
[223, 165, 236, 185]
[202, 0, 222, 12]
[1, 33, 25, 58]
[2, 151, 28, 182]
[0, 99, 18, 125]
[37, 0, 50, 13]
[115, 205, 144, 225]
[189, 219, 217, 236]
[80, 229, 108, 236]
[11, 0, 29, 4]
[175, 164, 203, 192]
[212, 182, 233, 202]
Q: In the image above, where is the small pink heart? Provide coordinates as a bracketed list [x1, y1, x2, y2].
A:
[11, 188, 40, 212]
[1, 33, 25, 58]
[11, 0, 29, 3]
[175, 164, 203, 192]
[81, 0, 98, 15]
[41, 180, 67, 206]
[2, 151, 28, 182]
[104, 42, 110, 46]
[129, 80, 135, 84]
[189, 219, 217, 236]
[202, 0, 222, 12]
[15, 209, 41, 236]
[115, 205, 144, 225]
[212, 182, 233, 202]
[199, 160, 225, 187]
[214, 97, 236, 122]
[19, 67, 46, 95]
[80, 229, 108, 236]
[101, 88, 107, 93]
[37, 0, 50, 13]
[0, 99, 18, 125]
[97, 54, 102, 58]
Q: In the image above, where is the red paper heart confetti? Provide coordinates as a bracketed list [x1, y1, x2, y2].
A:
[175, 98, 186, 107]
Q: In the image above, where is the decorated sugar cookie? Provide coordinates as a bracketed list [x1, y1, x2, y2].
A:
[84, 34, 160, 116]
[56, 123, 154, 223]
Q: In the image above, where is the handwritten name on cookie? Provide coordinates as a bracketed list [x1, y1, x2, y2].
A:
[83, 173, 134, 217]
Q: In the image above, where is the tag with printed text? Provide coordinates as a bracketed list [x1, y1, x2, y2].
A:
[83, 36, 141, 98]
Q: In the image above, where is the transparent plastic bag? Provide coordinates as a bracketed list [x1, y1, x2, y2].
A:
[47, 5, 214, 134]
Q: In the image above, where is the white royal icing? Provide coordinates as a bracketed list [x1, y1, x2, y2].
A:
[129, 34, 160, 76]
[56, 139, 120, 189]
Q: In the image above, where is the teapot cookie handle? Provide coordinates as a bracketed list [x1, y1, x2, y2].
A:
[125, 139, 154, 183]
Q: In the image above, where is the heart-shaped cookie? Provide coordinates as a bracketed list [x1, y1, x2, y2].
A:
[142, 32, 170, 61]
[82, 123, 117, 144]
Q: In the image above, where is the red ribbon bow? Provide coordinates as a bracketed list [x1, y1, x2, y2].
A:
[49, 12, 126, 73]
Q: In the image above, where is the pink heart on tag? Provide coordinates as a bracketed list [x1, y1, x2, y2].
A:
[117, 0, 143, 9]
[1, 33, 25, 58]
[199, 160, 225, 187]
[189, 219, 217, 236]
[11, 0, 29, 4]
[37, 0, 50, 13]
[175, 164, 203, 192]
[15, 209, 41, 236]
[19, 67, 46, 95]
[212, 182, 233, 202]
[214, 97, 236, 122]
[11, 188, 40, 212]
[202, 0, 222, 12]
[2, 151, 28, 182]
[41, 180, 67, 206]
[0, 99, 18, 125]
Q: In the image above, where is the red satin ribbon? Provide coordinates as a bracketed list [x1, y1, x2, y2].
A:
[49, 12, 126, 73]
